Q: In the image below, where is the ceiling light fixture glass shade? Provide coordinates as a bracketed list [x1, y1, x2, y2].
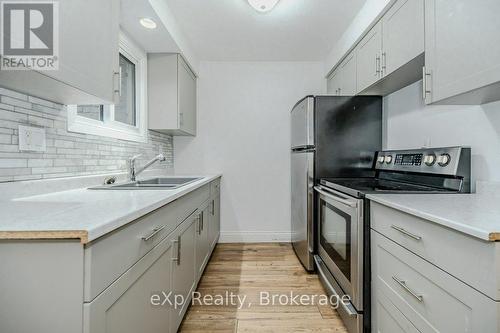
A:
[139, 18, 157, 29]
[247, 0, 280, 13]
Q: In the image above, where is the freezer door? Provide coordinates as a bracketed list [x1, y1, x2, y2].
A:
[291, 97, 314, 149]
[291, 150, 315, 271]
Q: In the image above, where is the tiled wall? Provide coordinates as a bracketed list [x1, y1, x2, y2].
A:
[0, 87, 173, 182]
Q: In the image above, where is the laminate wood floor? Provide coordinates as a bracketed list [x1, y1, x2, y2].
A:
[179, 243, 348, 333]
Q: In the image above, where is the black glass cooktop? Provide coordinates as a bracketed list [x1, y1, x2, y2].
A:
[320, 177, 452, 198]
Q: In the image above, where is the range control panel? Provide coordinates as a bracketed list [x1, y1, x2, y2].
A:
[375, 147, 469, 176]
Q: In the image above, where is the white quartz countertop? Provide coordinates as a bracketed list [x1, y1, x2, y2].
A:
[367, 193, 500, 242]
[0, 175, 221, 244]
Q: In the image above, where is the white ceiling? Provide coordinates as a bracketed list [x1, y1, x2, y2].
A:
[164, 0, 366, 61]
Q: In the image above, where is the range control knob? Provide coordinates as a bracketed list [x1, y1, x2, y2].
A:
[437, 153, 451, 167]
[377, 155, 385, 164]
[424, 154, 436, 166]
[384, 155, 393, 164]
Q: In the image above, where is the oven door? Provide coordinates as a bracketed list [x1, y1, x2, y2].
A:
[315, 185, 364, 311]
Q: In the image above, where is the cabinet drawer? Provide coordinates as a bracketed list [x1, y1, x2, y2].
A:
[370, 202, 499, 300]
[84, 185, 209, 301]
[372, 230, 499, 333]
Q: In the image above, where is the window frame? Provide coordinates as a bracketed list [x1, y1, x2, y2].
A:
[67, 32, 148, 143]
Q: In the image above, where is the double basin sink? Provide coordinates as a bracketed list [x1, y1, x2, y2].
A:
[90, 177, 202, 190]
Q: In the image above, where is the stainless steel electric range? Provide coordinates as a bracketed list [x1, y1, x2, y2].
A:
[314, 146, 471, 333]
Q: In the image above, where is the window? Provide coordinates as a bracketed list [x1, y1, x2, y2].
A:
[68, 32, 147, 143]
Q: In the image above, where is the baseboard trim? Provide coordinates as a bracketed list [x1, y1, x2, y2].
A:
[219, 231, 291, 243]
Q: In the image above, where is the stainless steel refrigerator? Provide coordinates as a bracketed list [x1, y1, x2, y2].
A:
[290, 95, 382, 271]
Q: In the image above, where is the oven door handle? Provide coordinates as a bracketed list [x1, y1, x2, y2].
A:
[314, 186, 358, 208]
[315, 257, 358, 317]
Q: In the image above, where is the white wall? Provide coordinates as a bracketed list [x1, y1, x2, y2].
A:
[174, 61, 325, 242]
[384, 80, 500, 189]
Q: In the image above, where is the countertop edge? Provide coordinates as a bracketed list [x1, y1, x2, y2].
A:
[1, 175, 222, 244]
[366, 194, 495, 242]
[0, 230, 89, 244]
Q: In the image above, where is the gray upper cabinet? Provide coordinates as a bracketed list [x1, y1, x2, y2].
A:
[0, 0, 119, 105]
[381, 0, 424, 77]
[356, 22, 383, 93]
[148, 54, 197, 136]
[327, 69, 341, 95]
[424, 0, 500, 104]
[339, 52, 357, 96]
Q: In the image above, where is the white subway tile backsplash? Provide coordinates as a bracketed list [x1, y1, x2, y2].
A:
[0, 134, 11, 144]
[0, 159, 27, 168]
[0, 87, 173, 182]
[1, 96, 32, 109]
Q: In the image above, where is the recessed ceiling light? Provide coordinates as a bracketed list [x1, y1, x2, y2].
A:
[140, 18, 157, 29]
[247, 0, 280, 13]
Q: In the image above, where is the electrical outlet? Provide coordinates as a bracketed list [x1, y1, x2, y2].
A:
[18, 125, 46, 152]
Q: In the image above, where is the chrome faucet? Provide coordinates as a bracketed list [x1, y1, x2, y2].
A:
[128, 154, 166, 181]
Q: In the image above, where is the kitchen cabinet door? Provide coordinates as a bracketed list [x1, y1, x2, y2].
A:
[208, 193, 221, 250]
[327, 69, 341, 95]
[170, 212, 197, 332]
[148, 54, 197, 136]
[339, 52, 357, 96]
[382, 0, 424, 77]
[178, 57, 197, 135]
[195, 203, 210, 280]
[0, 0, 119, 105]
[424, 0, 500, 104]
[356, 22, 383, 93]
[84, 236, 173, 333]
[372, 291, 420, 333]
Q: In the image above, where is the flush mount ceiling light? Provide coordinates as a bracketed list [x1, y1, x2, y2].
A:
[139, 18, 157, 29]
[247, 0, 280, 13]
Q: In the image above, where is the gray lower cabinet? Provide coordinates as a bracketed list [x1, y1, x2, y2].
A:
[170, 211, 197, 332]
[84, 236, 173, 333]
[195, 202, 211, 280]
[0, 178, 221, 333]
[209, 191, 221, 249]
[371, 202, 500, 333]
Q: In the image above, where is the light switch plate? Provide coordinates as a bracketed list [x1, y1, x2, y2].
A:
[18, 125, 46, 152]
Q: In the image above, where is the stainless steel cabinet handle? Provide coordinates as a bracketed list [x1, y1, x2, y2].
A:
[141, 225, 166, 242]
[375, 56, 381, 76]
[382, 52, 387, 76]
[201, 214, 204, 231]
[172, 238, 179, 264]
[314, 186, 357, 208]
[179, 112, 184, 127]
[392, 276, 424, 302]
[113, 71, 121, 96]
[211, 200, 215, 215]
[391, 225, 422, 241]
[422, 66, 432, 100]
[177, 235, 181, 265]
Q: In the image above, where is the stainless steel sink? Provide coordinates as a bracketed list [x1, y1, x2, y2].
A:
[89, 177, 202, 190]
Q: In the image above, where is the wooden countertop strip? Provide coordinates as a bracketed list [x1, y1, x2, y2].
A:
[489, 232, 500, 241]
[0, 230, 88, 244]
